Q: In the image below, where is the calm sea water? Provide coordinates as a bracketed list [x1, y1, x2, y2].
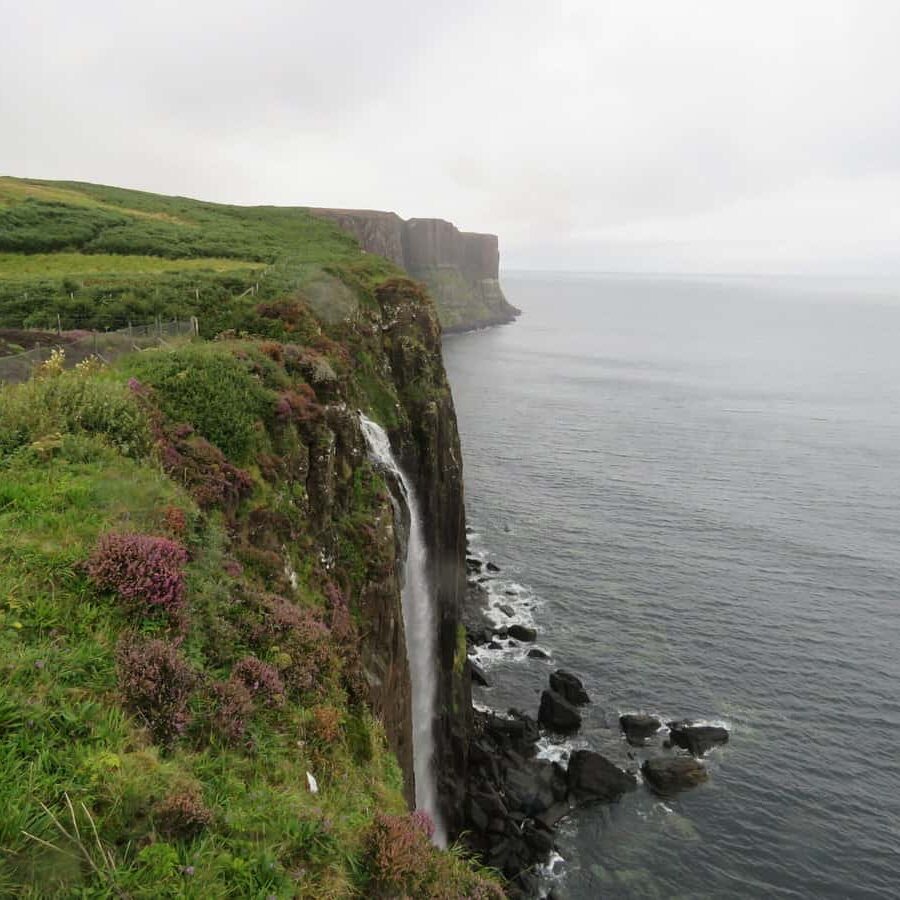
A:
[442, 273, 900, 899]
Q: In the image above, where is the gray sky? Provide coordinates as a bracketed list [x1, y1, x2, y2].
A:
[3, 0, 899, 274]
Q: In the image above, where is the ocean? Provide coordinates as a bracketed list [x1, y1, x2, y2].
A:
[442, 272, 900, 899]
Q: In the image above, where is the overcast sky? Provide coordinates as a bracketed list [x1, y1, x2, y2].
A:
[3, 0, 899, 274]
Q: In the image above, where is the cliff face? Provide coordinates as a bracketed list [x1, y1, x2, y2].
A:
[311, 208, 520, 333]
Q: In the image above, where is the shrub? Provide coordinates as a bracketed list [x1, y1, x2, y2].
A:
[210, 679, 254, 745]
[153, 787, 213, 839]
[117, 637, 196, 746]
[87, 532, 188, 621]
[231, 656, 285, 708]
[273, 385, 322, 426]
[366, 811, 434, 897]
[310, 705, 343, 744]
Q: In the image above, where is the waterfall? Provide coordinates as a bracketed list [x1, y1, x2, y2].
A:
[359, 414, 445, 846]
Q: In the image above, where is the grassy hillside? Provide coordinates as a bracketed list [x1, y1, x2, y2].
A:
[0, 177, 397, 335]
[0, 180, 502, 897]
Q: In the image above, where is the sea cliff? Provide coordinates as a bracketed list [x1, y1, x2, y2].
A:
[0, 178, 499, 897]
[310, 208, 521, 333]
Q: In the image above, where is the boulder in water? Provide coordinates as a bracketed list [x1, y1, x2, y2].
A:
[566, 749, 636, 802]
[527, 647, 550, 660]
[470, 661, 492, 687]
[498, 603, 515, 617]
[508, 624, 537, 642]
[619, 713, 661, 746]
[538, 689, 582, 733]
[642, 756, 709, 794]
[486, 561, 501, 573]
[666, 720, 729, 756]
[549, 670, 590, 705]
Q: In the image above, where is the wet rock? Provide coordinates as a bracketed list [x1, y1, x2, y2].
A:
[642, 756, 709, 794]
[504, 589, 517, 596]
[566, 750, 636, 803]
[486, 561, 501, 573]
[666, 721, 729, 756]
[619, 713, 661, 746]
[538, 689, 582, 733]
[466, 557, 483, 573]
[549, 670, 589, 705]
[470, 662, 491, 687]
[527, 647, 550, 660]
[504, 763, 560, 816]
[488, 640, 503, 650]
[508, 624, 537, 642]
[498, 603, 515, 617]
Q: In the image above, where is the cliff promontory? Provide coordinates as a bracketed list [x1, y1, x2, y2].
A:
[311, 208, 520, 333]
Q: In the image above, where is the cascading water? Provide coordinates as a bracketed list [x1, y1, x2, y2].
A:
[359, 414, 445, 845]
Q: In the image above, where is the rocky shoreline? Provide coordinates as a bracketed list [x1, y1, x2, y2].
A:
[459, 540, 730, 898]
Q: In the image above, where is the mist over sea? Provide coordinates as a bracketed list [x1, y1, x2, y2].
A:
[443, 272, 900, 899]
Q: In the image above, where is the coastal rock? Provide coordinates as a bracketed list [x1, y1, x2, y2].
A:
[666, 721, 729, 756]
[549, 670, 590, 705]
[527, 647, 550, 660]
[538, 689, 582, 733]
[504, 760, 566, 816]
[470, 662, 491, 687]
[619, 713, 661, 746]
[498, 604, 515, 618]
[508, 624, 537, 642]
[466, 557, 483, 574]
[641, 757, 709, 795]
[566, 750, 637, 803]
[486, 561, 501, 573]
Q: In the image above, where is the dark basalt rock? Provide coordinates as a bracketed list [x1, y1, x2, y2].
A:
[538, 689, 582, 733]
[488, 640, 503, 650]
[549, 669, 589, 705]
[498, 604, 515, 617]
[666, 721, 729, 756]
[527, 647, 550, 660]
[508, 624, 537, 642]
[504, 760, 567, 816]
[619, 713, 661, 746]
[466, 557, 483, 573]
[486, 561, 501, 573]
[566, 749, 636, 803]
[470, 662, 491, 687]
[642, 756, 709, 794]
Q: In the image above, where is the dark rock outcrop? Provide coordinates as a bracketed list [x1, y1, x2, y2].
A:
[567, 750, 637, 803]
[538, 689, 582, 734]
[470, 662, 491, 688]
[508, 624, 537, 642]
[620, 713, 662, 746]
[666, 721, 729, 756]
[549, 670, 590, 706]
[642, 757, 709, 795]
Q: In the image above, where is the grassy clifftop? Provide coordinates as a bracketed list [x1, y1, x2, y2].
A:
[0, 181, 500, 897]
[0, 177, 397, 334]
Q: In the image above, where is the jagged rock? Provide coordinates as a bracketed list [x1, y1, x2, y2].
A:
[619, 713, 661, 746]
[642, 757, 709, 794]
[486, 561, 501, 573]
[666, 721, 729, 756]
[466, 557, 483, 573]
[470, 662, 491, 687]
[494, 626, 509, 638]
[527, 647, 550, 660]
[534, 800, 570, 830]
[498, 604, 515, 617]
[549, 669, 589, 705]
[566, 750, 636, 802]
[488, 640, 503, 650]
[538, 689, 582, 733]
[504, 760, 567, 816]
[508, 624, 537, 642]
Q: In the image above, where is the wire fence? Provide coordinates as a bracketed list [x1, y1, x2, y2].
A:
[0, 318, 198, 384]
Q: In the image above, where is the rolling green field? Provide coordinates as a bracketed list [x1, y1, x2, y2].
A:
[0, 177, 397, 333]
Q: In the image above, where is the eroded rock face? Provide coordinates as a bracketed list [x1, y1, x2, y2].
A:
[642, 757, 709, 795]
[309, 208, 520, 332]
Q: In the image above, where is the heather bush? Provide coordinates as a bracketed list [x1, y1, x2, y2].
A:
[117, 637, 196, 746]
[210, 679, 254, 745]
[366, 811, 434, 897]
[310, 705, 344, 744]
[153, 786, 213, 839]
[274, 385, 322, 426]
[231, 656, 285, 708]
[88, 532, 189, 621]
[158, 423, 254, 509]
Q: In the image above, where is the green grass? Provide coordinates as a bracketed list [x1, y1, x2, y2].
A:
[0, 177, 400, 333]
[0, 252, 263, 277]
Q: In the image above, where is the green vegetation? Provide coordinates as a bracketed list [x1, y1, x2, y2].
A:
[0, 177, 397, 334]
[0, 337, 499, 897]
